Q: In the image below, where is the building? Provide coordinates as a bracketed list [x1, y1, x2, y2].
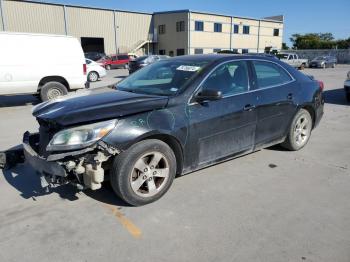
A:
[0, 0, 284, 56]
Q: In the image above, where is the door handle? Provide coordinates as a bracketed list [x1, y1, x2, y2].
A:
[243, 104, 255, 111]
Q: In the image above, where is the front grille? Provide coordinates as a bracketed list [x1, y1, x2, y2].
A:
[38, 121, 57, 157]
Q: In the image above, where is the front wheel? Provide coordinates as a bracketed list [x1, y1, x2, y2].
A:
[110, 139, 176, 206]
[281, 109, 312, 151]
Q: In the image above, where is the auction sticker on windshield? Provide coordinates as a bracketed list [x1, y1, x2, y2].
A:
[176, 65, 201, 72]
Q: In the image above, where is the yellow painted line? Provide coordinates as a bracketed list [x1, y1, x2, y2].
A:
[105, 204, 142, 239]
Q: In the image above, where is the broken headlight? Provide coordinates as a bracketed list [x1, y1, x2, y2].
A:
[46, 120, 117, 152]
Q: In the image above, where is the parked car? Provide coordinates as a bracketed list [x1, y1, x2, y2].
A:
[129, 55, 170, 74]
[100, 54, 130, 70]
[84, 52, 106, 62]
[22, 54, 324, 206]
[276, 53, 309, 69]
[217, 50, 239, 54]
[0, 32, 87, 101]
[345, 71, 350, 102]
[309, 56, 337, 69]
[85, 58, 107, 82]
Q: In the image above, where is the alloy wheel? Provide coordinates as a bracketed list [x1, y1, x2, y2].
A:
[129, 151, 170, 198]
[294, 115, 311, 147]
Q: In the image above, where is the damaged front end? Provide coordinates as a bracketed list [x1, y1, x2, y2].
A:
[23, 127, 120, 191]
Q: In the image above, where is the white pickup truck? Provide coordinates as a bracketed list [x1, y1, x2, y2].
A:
[276, 53, 309, 70]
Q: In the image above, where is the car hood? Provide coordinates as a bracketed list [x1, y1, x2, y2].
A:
[33, 89, 169, 127]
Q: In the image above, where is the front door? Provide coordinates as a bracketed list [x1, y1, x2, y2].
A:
[186, 60, 257, 168]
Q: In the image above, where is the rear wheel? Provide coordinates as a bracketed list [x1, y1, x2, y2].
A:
[332, 63, 336, 68]
[281, 109, 312, 151]
[346, 93, 350, 102]
[40, 81, 68, 101]
[106, 64, 111, 70]
[88, 71, 99, 82]
[110, 139, 176, 206]
[123, 63, 129, 69]
[300, 64, 305, 70]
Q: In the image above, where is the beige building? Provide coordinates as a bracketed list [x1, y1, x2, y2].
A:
[0, 0, 284, 56]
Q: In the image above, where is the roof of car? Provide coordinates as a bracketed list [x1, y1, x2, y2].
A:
[168, 54, 278, 63]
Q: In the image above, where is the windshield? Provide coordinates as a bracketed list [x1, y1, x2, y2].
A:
[276, 54, 289, 59]
[315, 56, 325, 60]
[117, 59, 211, 96]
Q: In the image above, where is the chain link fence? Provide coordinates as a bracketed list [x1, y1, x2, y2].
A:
[291, 49, 350, 64]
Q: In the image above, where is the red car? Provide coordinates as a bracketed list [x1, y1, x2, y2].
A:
[98, 54, 130, 70]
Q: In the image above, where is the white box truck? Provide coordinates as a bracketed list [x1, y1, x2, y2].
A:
[0, 32, 87, 101]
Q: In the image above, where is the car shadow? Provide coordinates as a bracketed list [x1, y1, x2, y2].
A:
[323, 88, 349, 106]
[114, 75, 127, 80]
[2, 164, 130, 205]
[1, 145, 130, 206]
[0, 94, 40, 107]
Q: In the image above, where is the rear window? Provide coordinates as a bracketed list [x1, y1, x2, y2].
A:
[253, 61, 293, 88]
[117, 55, 129, 60]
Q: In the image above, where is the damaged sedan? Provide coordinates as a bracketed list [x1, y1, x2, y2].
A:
[16, 55, 323, 206]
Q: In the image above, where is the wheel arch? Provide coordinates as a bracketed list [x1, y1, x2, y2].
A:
[138, 133, 184, 176]
[299, 104, 316, 128]
[38, 76, 70, 92]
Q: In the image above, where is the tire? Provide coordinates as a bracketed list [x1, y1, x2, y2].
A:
[110, 139, 176, 206]
[332, 63, 336, 68]
[281, 109, 313, 151]
[40, 81, 68, 101]
[123, 63, 129, 69]
[106, 65, 111, 70]
[88, 71, 99, 82]
[346, 93, 350, 102]
[300, 64, 305, 70]
[322, 63, 326, 69]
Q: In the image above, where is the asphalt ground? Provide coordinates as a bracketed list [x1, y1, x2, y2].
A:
[0, 66, 349, 262]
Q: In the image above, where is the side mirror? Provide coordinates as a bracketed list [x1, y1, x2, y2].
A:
[195, 89, 222, 103]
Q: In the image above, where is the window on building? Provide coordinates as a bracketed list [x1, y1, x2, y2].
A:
[233, 24, 239, 34]
[242, 49, 249, 54]
[252, 61, 293, 89]
[159, 24, 166, 35]
[176, 21, 185, 32]
[177, 49, 185, 56]
[159, 49, 166, 55]
[214, 23, 222, 32]
[195, 21, 204, 31]
[194, 48, 203, 54]
[213, 48, 221, 53]
[273, 28, 279, 36]
[243, 25, 250, 34]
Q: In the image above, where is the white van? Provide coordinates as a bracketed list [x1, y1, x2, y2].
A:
[0, 32, 87, 101]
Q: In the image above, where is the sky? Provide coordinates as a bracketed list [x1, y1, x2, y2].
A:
[32, 0, 350, 46]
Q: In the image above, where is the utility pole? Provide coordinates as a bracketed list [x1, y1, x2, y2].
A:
[0, 0, 6, 31]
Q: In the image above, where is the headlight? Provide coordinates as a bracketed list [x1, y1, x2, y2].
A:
[47, 119, 117, 151]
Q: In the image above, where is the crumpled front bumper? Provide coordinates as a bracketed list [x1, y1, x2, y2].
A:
[22, 131, 119, 190]
[23, 131, 67, 177]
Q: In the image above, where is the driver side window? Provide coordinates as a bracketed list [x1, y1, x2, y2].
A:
[201, 60, 249, 96]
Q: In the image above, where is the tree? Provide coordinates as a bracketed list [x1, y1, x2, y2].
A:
[290, 33, 349, 49]
[282, 43, 289, 50]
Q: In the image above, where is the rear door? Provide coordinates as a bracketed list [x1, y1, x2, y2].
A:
[250, 60, 298, 147]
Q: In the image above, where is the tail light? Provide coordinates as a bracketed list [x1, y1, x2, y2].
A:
[83, 64, 87, 75]
[317, 80, 324, 91]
